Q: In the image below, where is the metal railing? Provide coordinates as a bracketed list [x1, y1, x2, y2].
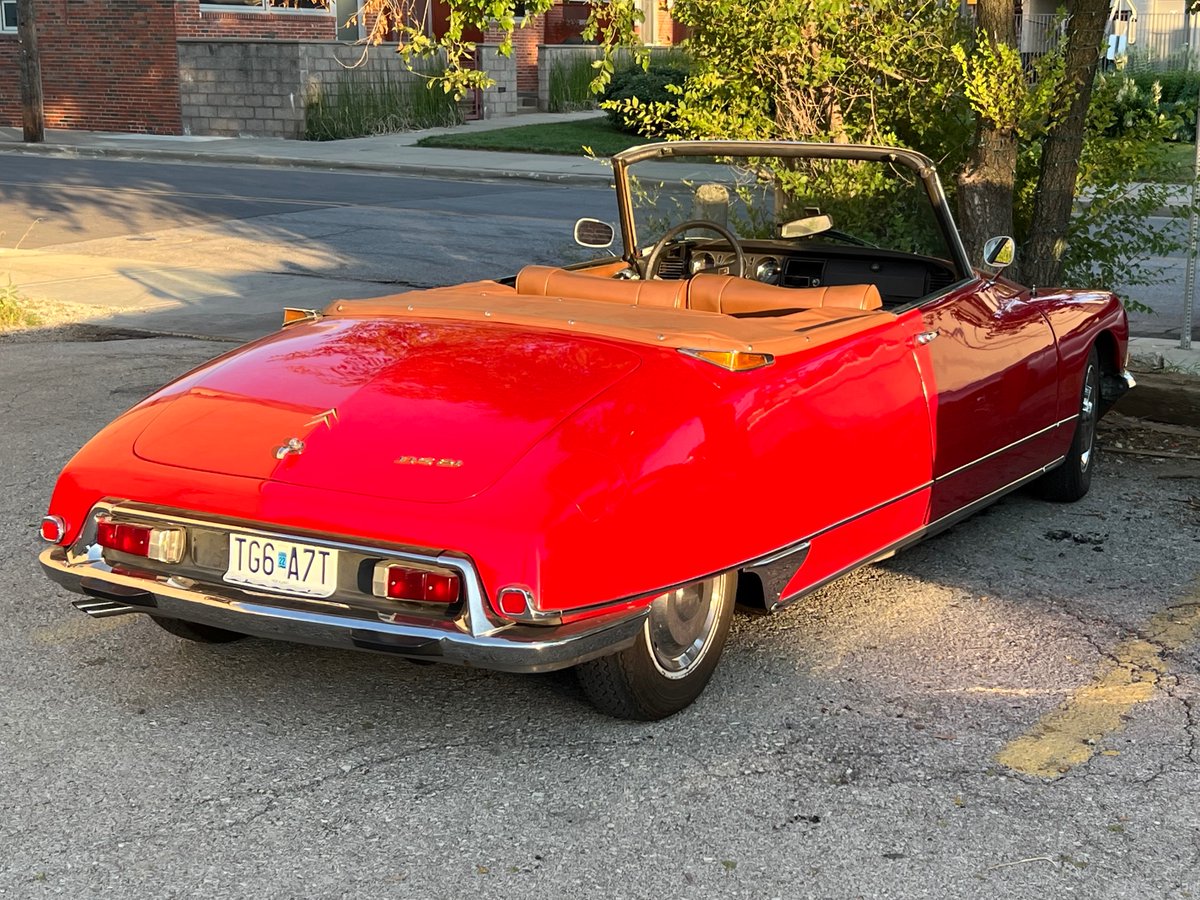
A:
[1018, 11, 1200, 72]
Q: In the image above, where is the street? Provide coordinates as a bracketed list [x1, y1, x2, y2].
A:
[2, 156, 1200, 898]
[0, 156, 617, 339]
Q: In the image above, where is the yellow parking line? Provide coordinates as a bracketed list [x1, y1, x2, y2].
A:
[996, 591, 1200, 779]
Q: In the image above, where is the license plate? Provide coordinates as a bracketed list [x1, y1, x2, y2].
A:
[224, 533, 338, 598]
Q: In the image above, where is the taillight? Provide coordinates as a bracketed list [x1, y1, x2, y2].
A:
[95, 518, 185, 564]
[371, 562, 460, 604]
[40, 515, 67, 544]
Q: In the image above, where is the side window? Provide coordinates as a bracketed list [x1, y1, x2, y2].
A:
[2, 0, 18, 32]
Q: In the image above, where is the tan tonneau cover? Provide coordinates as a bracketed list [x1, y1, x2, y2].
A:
[325, 280, 896, 356]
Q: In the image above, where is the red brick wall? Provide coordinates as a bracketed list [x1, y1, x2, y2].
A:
[544, 2, 589, 45]
[0, 43, 20, 127]
[0, 1, 182, 134]
[175, 1, 337, 40]
[483, 17, 545, 94]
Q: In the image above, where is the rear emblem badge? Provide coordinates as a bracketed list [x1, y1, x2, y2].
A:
[274, 438, 306, 460]
[395, 456, 464, 468]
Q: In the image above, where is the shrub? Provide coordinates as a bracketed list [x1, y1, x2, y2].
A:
[1092, 71, 1164, 139]
[0, 279, 40, 330]
[305, 63, 462, 141]
[600, 52, 692, 136]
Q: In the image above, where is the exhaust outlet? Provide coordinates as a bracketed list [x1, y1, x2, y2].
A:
[72, 597, 137, 619]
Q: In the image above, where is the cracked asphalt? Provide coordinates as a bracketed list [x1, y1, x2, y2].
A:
[1, 331, 1198, 899]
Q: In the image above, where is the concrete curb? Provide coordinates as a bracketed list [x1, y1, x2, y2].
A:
[0, 141, 616, 186]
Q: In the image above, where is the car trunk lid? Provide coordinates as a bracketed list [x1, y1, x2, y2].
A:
[132, 318, 641, 502]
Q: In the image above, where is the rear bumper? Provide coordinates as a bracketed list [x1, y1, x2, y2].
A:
[40, 543, 646, 674]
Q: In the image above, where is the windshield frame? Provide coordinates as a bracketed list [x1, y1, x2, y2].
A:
[610, 141, 973, 282]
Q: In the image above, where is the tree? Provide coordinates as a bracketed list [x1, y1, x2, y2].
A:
[1021, 0, 1111, 288]
[361, 0, 1176, 297]
[954, 0, 1018, 269]
[16, 0, 44, 143]
[348, 0, 642, 98]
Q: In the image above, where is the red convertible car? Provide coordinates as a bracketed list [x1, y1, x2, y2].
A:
[40, 141, 1134, 719]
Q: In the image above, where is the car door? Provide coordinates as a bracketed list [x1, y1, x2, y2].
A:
[912, 279, 1061, 522]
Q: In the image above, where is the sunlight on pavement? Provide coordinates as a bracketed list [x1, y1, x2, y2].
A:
[31, 614, 131, 646]
[997, 587, 1200, 779]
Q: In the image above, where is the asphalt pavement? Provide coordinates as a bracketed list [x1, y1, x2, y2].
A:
[1, 123, 1200, 898]
[1, 330, 1198, 899]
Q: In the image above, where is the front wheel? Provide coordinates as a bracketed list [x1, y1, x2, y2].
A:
[575, 573, 736, 720]
[1036, 346, 1101, 503]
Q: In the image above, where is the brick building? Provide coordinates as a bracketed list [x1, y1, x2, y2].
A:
[0, 0, 677, 135]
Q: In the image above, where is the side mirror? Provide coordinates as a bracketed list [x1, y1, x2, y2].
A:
[574, 218, 615, 249]
[982, 235, 1016, 269]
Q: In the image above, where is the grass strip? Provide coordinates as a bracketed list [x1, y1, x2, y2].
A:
[416, 117, 652, 157]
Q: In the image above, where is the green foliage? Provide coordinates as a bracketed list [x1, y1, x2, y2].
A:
[600, 53, 692, 135]
[0, 278, 40, 330]
[604, 0, 967, 149]
[1128, 68, 1200, 142]
[548, 53, 601, 113]
[1092, 71, 1165, 138]
[304, 65, 461, 141]
[1051, 72, 1185, 311]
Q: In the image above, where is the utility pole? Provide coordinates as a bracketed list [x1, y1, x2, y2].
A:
[16, 0, 44, 143]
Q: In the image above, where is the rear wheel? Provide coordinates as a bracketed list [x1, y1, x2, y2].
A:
[1036, 346, 1101, 503]
[152, 616, 246, 644]
[576, 573, 736, 720]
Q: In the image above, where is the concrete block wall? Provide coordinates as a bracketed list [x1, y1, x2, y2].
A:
[179, 40, 423, 138]
[478, 47, 517, 119]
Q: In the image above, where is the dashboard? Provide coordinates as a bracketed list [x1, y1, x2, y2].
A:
[655, 239, 961, 309]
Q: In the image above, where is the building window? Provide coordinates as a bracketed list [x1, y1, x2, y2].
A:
[1, 0, 18, 33]
[198, 0, 334, 12]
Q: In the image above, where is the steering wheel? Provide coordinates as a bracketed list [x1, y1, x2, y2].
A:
[643, 219, 747, 280]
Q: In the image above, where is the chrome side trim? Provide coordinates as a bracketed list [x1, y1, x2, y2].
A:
[744, 542, 811, 609]
[762, 456, 1064, 612]
[935, 415, 1076, 482]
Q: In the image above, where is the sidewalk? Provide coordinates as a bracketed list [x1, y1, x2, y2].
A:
[0, 111, 615, 184]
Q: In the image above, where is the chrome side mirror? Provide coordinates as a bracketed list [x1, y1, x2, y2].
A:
[982, 235, 1016, 269]
[574, 218, 615, 249]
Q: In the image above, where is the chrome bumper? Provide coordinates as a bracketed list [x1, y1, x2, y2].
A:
[40, 545, 646, 674]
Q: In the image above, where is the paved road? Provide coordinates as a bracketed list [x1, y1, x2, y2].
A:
[0, 156, 620, 340]
[0, 155, 619, 252]
[1, 331, 1198, 899]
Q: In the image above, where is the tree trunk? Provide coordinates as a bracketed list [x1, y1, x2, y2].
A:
[16, 0, 44, 143]
[1022, 0, 1110, 288]
[955, 0, 1018, 274]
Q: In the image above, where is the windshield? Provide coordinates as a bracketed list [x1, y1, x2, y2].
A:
[617, 148, 958, 265]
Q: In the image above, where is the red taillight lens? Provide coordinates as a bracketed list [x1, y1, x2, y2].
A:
[40, 515, 67, 544]
[371, 562, 460, 604]
[97, 520, 151, 557]
[95, 518, 184, 563]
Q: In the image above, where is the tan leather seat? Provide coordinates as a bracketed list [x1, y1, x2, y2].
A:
[515, 265, 687, 309]
[687, 274, 883, 314]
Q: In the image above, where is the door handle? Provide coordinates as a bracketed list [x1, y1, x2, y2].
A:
[911, 330, 939, 347]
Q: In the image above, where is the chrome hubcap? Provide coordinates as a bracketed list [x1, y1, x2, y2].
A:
[646, 578, 724, 679]
[1079, 364, 1097, 472]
